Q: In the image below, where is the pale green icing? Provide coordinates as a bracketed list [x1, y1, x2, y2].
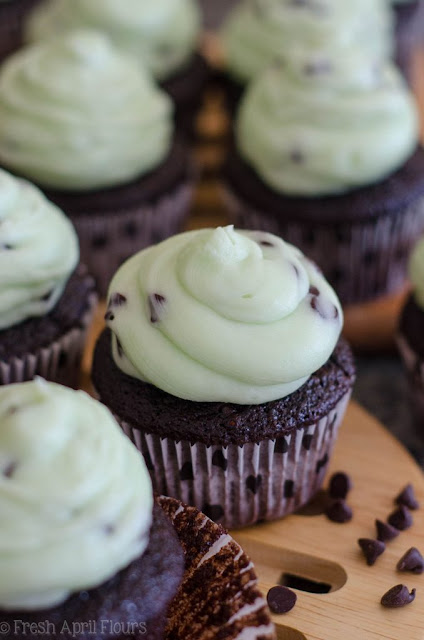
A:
[25, 0, 201, 80]
[0, 169, 79, 331]
[236, 56, 419, 196]
[106, 226, 343, 405]
[0, 30, 173, 191]
[221, 0, 394, 85]
[0, 378, 153, 611]
[410, 238, 424, 310]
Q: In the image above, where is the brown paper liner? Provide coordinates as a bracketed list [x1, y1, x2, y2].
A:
[0, 292, 97, 389]
[397, 333, 424, 422]
[120, 391, 350, 530]
[70, 180, 194, 297]
[223, 185, 424, 305]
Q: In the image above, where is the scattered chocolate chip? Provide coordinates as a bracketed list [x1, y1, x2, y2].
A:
[376, 519, 400, 542]
[246, 475, 262, 495]
[304, 59, 332, 76]
[309, 285, 320, 296]
[179, 462, 194, 482]
[396, 484, 419, 511]
[202, 503, 224, 522]
[302, 434, 313, 450]
[388, 505, 413, 531]
[329, 472, 352, 500]
[284, 480, 295, 499]
[358, 538, 386, 566]
[397, 548, 424, 574]
[148, 293, 166, 324]
[109, 292, 127, 308]
[212, 450, 228, 471]
[2, 461, 17, 478]
[274, 437, 289, 454]
[381, 584, 416, 608]
[325, 500, 353, 523]
[267, 586, 297, 614]
[290, 149, 304, 164]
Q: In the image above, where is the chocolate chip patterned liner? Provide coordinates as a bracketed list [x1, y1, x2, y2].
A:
[0, 290, 97, 389]
[223, 187, 424, 305]
[70, 180, 194, 297]
[0, 0, 41, 60]
[120, 391, 350, 530]
[397, 332, 424, 421]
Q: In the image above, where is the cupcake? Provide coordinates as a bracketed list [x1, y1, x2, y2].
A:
[0, 378, 185, 640]
[0, 168, 96, 388]
[223, 50, 424, 304]
[0, 30, 195, 297]
[219, 0, 393, 109]
[92, 226, 355, 529]
[24, 0, 209, 135]
[0, 0, 41, 61]
[398, 237, 424, 423]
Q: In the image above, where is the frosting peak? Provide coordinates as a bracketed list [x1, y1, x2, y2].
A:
[0, 169, 79, 330]
[105, 227, 343, 404]
[0, 379, 153, 611]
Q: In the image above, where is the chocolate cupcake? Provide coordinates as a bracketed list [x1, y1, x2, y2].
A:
[92, 226, 355, 529]
[0, 30, 195, 296]
[0, 169, 96, 388]
[223, 50, 424, 304]
[0, 0, 41, 61]
[24, 0, 209, 136]
[0, 379, 185, 640]
[398, 237, 424, 423]
[219, 0, 393, 110]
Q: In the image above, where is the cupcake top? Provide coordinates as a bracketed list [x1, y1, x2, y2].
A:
[104, 226, 343, 405]
[25, 0, 201, 81]
[0, 29, 173, 191]
[236, 54, 419, 196]
[0, 169, 79, 331]
[0, 378, 153, 611]
[221, 0, 393, 84]
[410, 238, 424, 309]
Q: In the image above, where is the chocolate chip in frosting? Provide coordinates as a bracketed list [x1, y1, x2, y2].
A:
[104, 310, 115, 321]
[109, 292, 127, 308]
[0, 244, 13, 250]
[104, 524, 116, 536]
[310, 293, 339, 320]
[290, 149, 305, 164]
[149, 293, 167, 324]
[304, 59, 332, 76]
[309, 285, 320, 296]
[2, 460, 17, 478]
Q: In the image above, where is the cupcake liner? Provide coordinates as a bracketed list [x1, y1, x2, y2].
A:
[223, 186, 424, 305]
[0, 0, 41, 60]
[397, 333, 424, 423]
[0, 291, 97, 388]
[70, 180, 194, 297]
[120, 391, 350, 529]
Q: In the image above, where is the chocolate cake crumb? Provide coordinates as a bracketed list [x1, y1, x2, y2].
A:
[381, 584, 416, 608]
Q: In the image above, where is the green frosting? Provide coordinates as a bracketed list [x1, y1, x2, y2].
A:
[236, 56, 419, 196]
[0, 378, 153, 611]
[105, 226, 343, 405]
[0, 169, 79, 331]
[410, 238, 424, 310]
[221, 0, 394, 85]
[0, 30, 173, 191]
[25, 0, 201, 80]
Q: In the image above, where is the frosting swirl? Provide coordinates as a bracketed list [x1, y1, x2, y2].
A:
[105, 227, 343, 405]
[0, 378, 153, 611]
[221, 0, 393, 84]
[410, 237, 424, 310]
[25, 0, 201, 80]
[236, 56, 419, 196]
[0, 30, 173, 191]
[0, 169, 78, 331]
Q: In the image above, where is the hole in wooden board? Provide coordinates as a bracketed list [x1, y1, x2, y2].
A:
[276, 628, 307, 640]
[280, 572, 331, 594]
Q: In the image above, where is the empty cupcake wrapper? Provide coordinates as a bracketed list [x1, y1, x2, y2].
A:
[119, 391, 351, 529]
[70, 180, 194, 297]
[397, 333, 424, 421]
[0, 292, 97, 388]
[223, 186, 424, 305]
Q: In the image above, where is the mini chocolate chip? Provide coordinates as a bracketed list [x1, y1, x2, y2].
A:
[267, 586, 297, 614]
[246, 475, 262, 495]
[180, 462, 194, 481]
[302, 434, 313, 450]
[212, 450, 228, 471]
[388, 505, 413, 531]
[376, 519, 400, 542]
[396, 484, 419, 510]
[104, 524, 115, 535]
[325, 499, 353, 523]
[202, 503, 224, 522]
[104, 311, 115, 321]
[358, 538, 386, 566]
[329, 472, 352, 500]
[284, 480, 295, 499]
[397, 548, 424, 574]
[309, 285, 320, 296]
[304, 59, 332, 76]
[259, 240, 274, 247]
[290, 149, 304, 164]
[148, 293, 166, 324]
[109, 292, 127, 308]
[2, 461, 17, 478]
[381, 584, 416, 608]
[40, 289, 53, 302]
[275, 437, 289, 454]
